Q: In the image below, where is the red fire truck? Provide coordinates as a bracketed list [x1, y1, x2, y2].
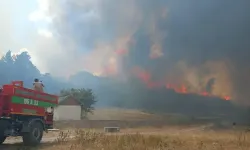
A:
[0, 81, 58, 145]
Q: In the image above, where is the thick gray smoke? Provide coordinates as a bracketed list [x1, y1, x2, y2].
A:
[46, 0, 250, 104]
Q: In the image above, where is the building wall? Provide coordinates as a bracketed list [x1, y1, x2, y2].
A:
[54, 105, 81, 120]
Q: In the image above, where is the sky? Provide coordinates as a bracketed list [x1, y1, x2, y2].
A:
[0, 0, 79, 77]
[0, 0, 53, 73]
[0, 0, 123, 78]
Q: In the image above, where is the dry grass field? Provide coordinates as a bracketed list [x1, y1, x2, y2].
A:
[1, 108, 249, 150]
[3, 126, 250, 150]
[87, 108, 164, 120]
[49, 129, 250, 150]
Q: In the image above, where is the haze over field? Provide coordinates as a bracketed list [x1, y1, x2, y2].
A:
[1, 0, 250, 118]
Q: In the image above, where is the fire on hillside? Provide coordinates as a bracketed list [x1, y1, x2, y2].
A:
[132, 66, 230, 101]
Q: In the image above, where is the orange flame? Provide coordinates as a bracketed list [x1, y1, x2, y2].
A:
[132, 66, 230, 101]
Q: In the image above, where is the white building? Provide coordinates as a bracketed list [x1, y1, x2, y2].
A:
[54, 96, 81, 120]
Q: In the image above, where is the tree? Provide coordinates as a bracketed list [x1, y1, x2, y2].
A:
[0, 50, 15, 84]
[14, 51, 41, 85]
[60, 88, 97, 118]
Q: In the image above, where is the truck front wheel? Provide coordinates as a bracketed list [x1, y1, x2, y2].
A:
[22, 121, 44, 146]
[0, 135, 6, 144]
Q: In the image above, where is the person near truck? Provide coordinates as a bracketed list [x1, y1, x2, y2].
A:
[33, 78, 44, 92]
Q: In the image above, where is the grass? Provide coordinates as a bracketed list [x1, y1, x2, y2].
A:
[1, 107, 243, 150]
[86, 108, 226, 125]
[7, 126, 250, 150]
[87, 108, 164, 120]
[1, 108, 247, 150]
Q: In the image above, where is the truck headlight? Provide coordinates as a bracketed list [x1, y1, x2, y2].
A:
[46, 107, 53, 113]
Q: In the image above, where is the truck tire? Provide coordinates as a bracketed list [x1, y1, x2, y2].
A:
[0, 120, 9, 144]
[22, 121, 44, 146]
[0, 135, 6, 144]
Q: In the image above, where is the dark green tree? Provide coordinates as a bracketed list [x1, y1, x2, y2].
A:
[60, 88, 97, 118]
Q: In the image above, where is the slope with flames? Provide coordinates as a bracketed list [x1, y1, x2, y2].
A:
[69, 62, 247, 121]
[131, 66, 230, 101]
[94, 47, 232, 102]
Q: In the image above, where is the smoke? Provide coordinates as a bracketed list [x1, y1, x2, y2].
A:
[0, 1, 25, 54]
[35, 0, 250, 103]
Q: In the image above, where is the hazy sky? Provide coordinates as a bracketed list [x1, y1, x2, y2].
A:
[0, 0, 54, 73]
[0, 0, 123, 77]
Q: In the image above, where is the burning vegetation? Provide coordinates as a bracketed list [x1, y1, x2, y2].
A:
[132, 65, 230, 100]
[101, 48, 232, 102]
